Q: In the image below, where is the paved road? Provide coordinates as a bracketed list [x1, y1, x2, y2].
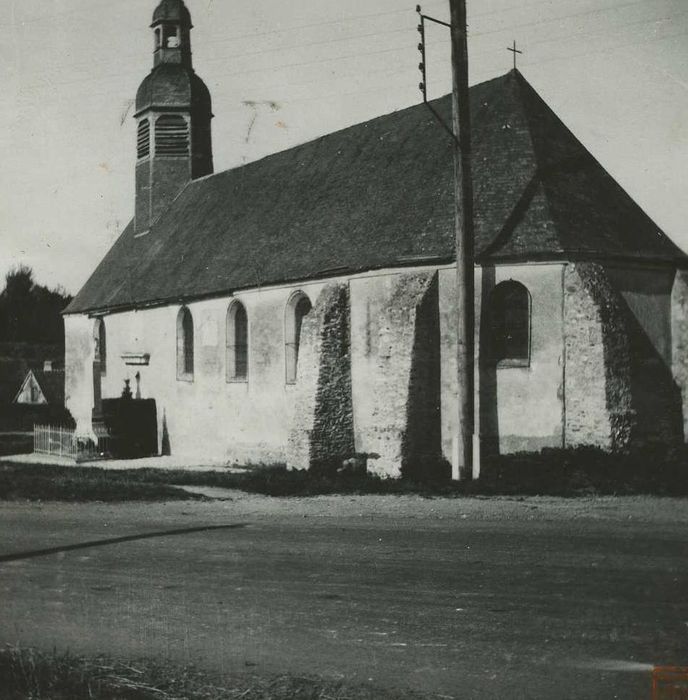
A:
[1, 495, 687, 698]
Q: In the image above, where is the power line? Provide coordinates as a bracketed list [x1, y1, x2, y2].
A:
[13, 40, 417, 96]
[6, 21, 417, 82]
[506, 8, 685, 53]
[7, 1, 685, 108]
[519, 24, 688, 69]
[199, 3, 441, 44]
[470, 0, 655, 38]
[6, 0, 677, 84]
[469, 0, 655, 21]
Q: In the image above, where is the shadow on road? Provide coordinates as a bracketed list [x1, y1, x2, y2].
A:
[0, 523, 249, 563]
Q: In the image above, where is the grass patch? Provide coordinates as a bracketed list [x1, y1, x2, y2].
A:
[0, 646, 428, 699]
[478, 445, 688, 497]
[0, 433, 33, 457]
[2, 444, 688, 501]
[0, 463, 204, 503]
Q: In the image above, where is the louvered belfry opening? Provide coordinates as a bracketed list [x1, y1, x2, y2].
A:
[155, 114, 189, 157]
[137, 119, 150, 159]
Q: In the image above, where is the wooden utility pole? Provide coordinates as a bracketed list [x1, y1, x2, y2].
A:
[449, 0, 475, 480]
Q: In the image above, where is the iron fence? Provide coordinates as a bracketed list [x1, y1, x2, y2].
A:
[33, 424, 111, 461]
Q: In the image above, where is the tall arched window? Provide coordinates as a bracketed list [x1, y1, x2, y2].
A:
[285, 292, 312, 384]
[94, 318, 107, 375]
[226, 300, 248, 382]
[488, 280, 531, 366]
[155, 114, 189, 157]
[137, 119, 150, 160]
[177, 306, 194, 380]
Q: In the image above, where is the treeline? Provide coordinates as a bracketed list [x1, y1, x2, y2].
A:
[0, 265, 72, 345]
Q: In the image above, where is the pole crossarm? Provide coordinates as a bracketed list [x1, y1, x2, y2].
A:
[416, 5, 458, 144]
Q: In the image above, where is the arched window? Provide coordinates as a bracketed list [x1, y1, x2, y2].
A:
[137, 119, 150, 160]
[94, 318, 107, 375]
[177, 306, 194, 380]
[155, 114, 189, 157]
[226, 301, 248, 382]
[488, 281, 531, 365]
[285, 292, 312, 384]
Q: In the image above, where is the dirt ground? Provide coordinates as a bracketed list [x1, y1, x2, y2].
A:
[1, 494, 688, 698]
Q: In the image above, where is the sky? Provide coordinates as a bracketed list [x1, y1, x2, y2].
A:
[1, 0, 687, 294]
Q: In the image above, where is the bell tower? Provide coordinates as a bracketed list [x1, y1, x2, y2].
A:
[134, 0, 213, 235]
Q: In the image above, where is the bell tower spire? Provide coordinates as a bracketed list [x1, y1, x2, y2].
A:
[152, 0, 192, 68]
[134, 0, 213, 235]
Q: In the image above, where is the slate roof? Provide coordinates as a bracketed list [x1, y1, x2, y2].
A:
[135, 63, 211, 116]
[66, 70, 687, 315]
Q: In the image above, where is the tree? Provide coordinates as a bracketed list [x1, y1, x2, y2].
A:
[0, 264, 72, 344]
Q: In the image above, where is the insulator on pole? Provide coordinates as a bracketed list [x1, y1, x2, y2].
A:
[418, 62, 424, 71]
[417, 24, 423, 33]
[419, 82, 425, 92]
[416, 4, 422, 13]
[418, 43, 424, 52]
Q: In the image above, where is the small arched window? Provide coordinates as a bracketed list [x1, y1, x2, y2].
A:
[285, 292, 312, 384]
[226, 301, 248, 382]
[177, 306, 194, 380]
[137, 119, 150, 160]
[488, 281, 531, 366]
[155, 114, 189, 157]
[94, 318, 107, 375]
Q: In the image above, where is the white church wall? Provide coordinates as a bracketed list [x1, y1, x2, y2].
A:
[438, 267, 461, 464]
[349, 273, 401, 468]
[441, 264, 566, 460]
[64, 314, 97, 438]
[486, 263, 565, 454]
[92, 280, 328, 463]
[68, 261, 657, 467]
[671, 269, 688, 442]
[350, 270, 442, 477]
[65, 263, 453, 471]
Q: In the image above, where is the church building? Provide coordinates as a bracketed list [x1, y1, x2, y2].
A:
[64, 0, 688, 476]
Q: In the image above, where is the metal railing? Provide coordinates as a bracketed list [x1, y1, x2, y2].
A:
[34, 424, 111, 461]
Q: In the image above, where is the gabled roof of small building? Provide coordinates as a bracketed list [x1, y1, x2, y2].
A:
[14, 370, 65, 406]
[66, 70, 687, 315]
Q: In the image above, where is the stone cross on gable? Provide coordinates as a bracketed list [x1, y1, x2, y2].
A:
[507, 40, 523, 70]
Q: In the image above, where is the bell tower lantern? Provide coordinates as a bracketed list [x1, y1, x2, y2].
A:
[152, 0, 192, 68]
[134, 0, 213, 235]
